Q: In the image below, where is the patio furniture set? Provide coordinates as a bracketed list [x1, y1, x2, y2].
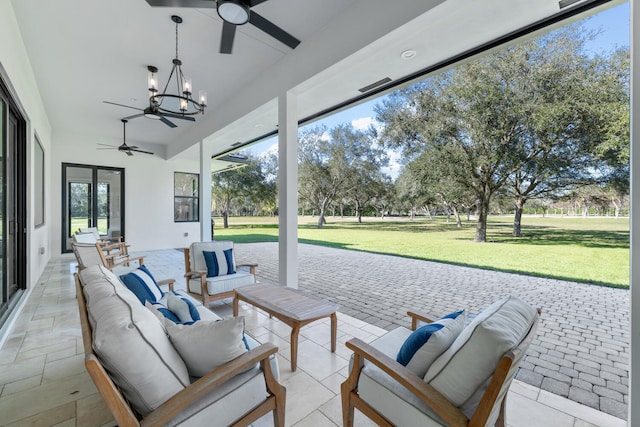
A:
[73, 239, 540, 426]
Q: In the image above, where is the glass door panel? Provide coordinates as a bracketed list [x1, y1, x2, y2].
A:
[62, 164, 124, 252]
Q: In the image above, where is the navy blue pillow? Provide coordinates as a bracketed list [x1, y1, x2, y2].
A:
[224, 248, 236, 274]
[203, 250, 220, 277]
[396, 310, 465, 374]
[119, 265, 163, 304]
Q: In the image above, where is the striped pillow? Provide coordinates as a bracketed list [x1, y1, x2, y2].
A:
[119, 265, 163, 304]
[203, 249, 236, 277]
[167, 293, 200, 324]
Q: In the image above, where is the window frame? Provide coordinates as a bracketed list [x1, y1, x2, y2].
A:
[174, 171, 199, 223]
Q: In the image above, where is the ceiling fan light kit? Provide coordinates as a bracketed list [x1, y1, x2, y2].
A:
[148, 15, 207, 117]
[217, 0, 250, 25]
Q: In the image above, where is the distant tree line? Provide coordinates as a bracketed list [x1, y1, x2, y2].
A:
[212, 23, 629, 242]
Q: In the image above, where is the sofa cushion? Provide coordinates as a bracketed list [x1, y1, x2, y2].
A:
[167, 292, 200, 324]
[396, 310, 465, 377]
[79, 265, 190, 416]
[424, 296, 537, 415]
[118, 265, 163, 304]
[166, 317, 249, 377]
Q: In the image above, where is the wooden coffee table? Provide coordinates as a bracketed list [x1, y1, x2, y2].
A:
[233, 283, 338, 372]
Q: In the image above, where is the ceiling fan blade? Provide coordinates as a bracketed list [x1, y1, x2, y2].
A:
[130, 148, 155, 155]
[125, 150, 134, 156]
[161, 113, 196, 122]
[97, 143, 118, 148]
[103, 101, 144, 111]
[220, 21, 236, 54]
[249, 11, 300, 50]
[144, 0, 216, 7]
[97, 147, 117, 150]
[123, 113, 145, 120]
[247, 0, 268, 7]
[160, 116, 178, 128]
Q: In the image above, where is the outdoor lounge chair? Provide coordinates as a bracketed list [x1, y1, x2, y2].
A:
[341, 296, 540, 427]
[71, 241, 144, 271]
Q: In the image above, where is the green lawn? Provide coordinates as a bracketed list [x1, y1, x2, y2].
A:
[213, 215, 630, 288]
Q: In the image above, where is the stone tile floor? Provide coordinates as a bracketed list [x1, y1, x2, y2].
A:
[0, 248, 628, 426]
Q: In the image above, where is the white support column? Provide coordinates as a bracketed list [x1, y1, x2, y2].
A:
[630, 1, 638, 425]
[278, 91, 298, 288]
[200, 139, 213, 242]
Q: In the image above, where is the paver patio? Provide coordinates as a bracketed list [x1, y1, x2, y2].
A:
[234, 242, 630, 420]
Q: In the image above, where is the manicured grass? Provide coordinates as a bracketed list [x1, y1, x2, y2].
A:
[213, 215, 630, 288]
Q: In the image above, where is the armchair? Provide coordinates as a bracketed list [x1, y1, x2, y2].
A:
[71, 241, 144, 271]
[183, 241, 257, 305]
[342, 297, 540, 427]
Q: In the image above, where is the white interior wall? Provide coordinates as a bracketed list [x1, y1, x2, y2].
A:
[0, 0, 52, 288]
[50, 130, 202, 253]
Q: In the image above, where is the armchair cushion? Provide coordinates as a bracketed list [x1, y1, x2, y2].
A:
[166, 317, 248, 377]
[190, 241, 236, 274]
[167, 293, 201, 324]
[119, 265, 163, 304]
[424, 296, 537, 415]
[396, 310, 465, 377]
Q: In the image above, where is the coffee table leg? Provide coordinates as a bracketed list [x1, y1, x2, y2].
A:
[290, 324, 300, 372]
[233, 296, 239, 317]
[331, 312, 337, 353]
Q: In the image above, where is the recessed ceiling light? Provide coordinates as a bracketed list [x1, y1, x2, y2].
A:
[401, 50, 417, 60]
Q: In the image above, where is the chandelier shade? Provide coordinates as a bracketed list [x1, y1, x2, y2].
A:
[217, 0, 250, 25]
[148, 15, 206, 117]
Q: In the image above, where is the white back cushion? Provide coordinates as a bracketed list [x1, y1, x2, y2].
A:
[80, 266, 190, 416]
[424, 296, 537, 413]
[189, 241, 234, 273]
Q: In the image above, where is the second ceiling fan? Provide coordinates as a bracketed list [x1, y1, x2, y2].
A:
[144, 0, 301, 54]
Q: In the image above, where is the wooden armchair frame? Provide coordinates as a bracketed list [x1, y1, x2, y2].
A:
[183, 247, 257, 306]
[71, 242, 145, 271]
[75, 274, 286, 427]
[341, 309, 541, 427]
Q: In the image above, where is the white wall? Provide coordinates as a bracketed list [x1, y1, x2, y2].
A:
[0, 0, 52, 288]
[50, 129, 202, 253]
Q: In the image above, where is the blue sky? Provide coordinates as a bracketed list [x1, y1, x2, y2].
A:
[246, 2, 630, 176]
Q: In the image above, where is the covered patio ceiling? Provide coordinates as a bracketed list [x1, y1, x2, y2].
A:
[9, 0, 612, 162]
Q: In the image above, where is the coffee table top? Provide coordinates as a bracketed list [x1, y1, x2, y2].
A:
[235, 282, 338, 322]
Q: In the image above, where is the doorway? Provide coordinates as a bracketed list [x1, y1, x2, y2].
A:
[61, 164, 125, 253]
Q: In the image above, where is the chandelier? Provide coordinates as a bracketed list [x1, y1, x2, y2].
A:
[147, 15, 206, 117]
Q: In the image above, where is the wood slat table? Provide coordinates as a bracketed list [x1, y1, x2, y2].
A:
[233, 282, 338, 372]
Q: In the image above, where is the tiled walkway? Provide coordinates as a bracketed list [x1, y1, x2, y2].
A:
[0, 248, 628, 426]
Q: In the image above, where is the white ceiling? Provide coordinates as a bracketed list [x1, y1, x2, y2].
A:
[10, 0, 611, 162]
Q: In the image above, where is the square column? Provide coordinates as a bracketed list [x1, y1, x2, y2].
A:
[200, 140, 213, 241]
[278, 92, 298, 288]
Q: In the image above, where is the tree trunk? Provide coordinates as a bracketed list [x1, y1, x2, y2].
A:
[513, 197, 526, 237]
[223, 211, 229, 228]
[474, 196, 490, 242]
[317, 210, 325, 229]
[452, 206, 462, 228]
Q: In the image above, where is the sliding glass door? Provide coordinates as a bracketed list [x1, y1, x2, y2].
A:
[62, 164, 124, 252]
[0, 78, 26, 327]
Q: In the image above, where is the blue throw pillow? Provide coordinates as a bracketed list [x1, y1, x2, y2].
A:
[203, 250, 220, 278]
[119, 265, 163, 304]
[396, 310, 466, 377]
[167, 293, 201, 324]
[147, 301, 181, 324]
[224, 248, 236, 274]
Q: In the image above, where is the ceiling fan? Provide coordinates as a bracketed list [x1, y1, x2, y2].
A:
[103, 100, 196, 128]
[144, 0, 301, 54]
[97, 119, 155, 156]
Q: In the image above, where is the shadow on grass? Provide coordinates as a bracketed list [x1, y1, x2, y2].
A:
[488, 226, 629, 249]
[219, 232, 627, 289]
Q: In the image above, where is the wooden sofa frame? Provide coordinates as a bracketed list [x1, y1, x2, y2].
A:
[75, 273, 286, 427]
[341, 308, 541, 427]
